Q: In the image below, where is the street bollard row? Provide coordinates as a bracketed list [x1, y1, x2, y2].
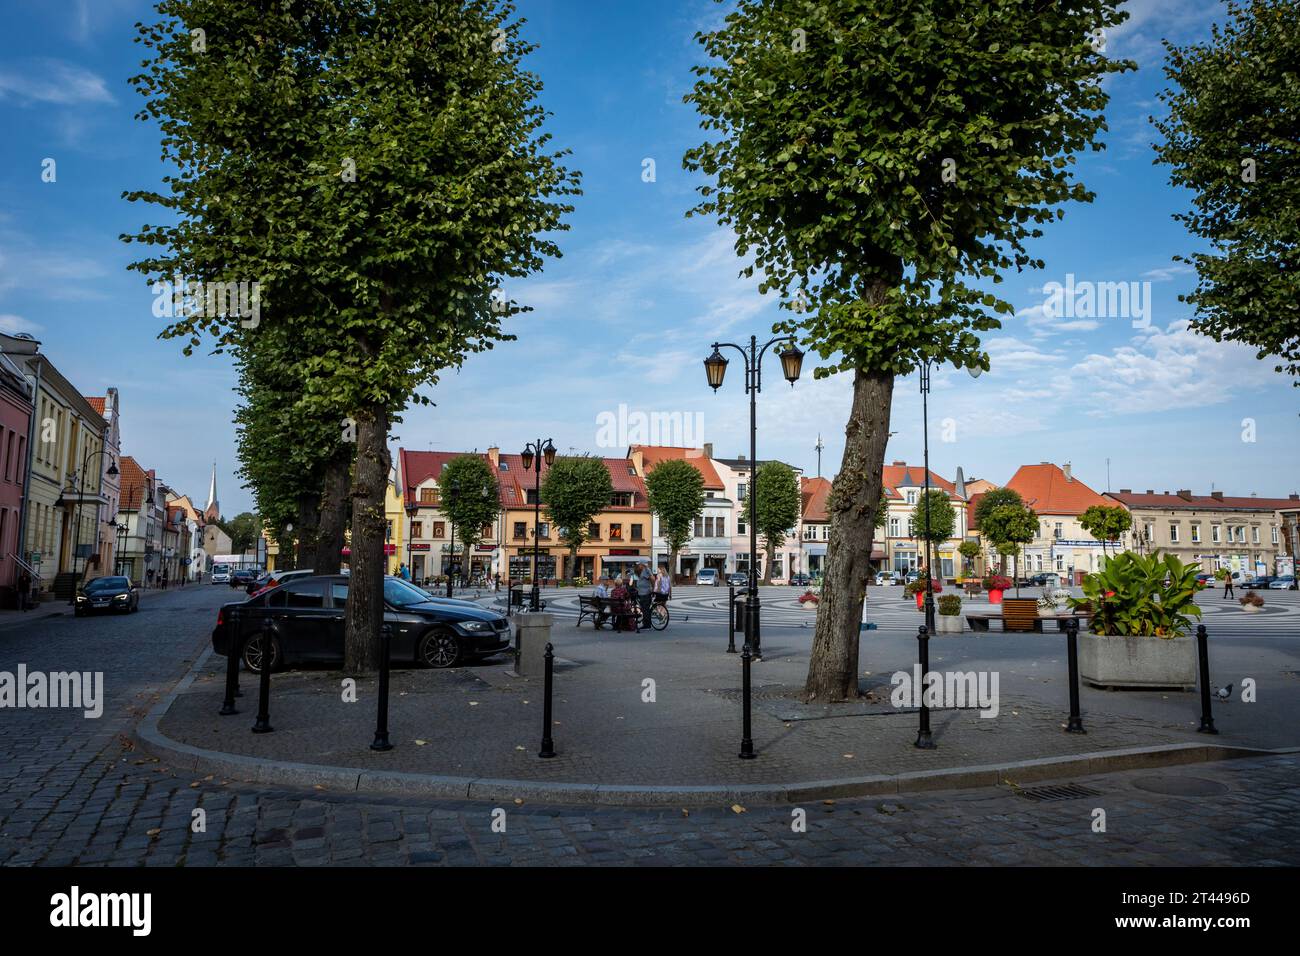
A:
[539, 642, 556, 758]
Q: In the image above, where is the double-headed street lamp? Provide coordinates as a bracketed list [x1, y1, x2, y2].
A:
[68, 449, 119, 604]
[704, 334, 803, 660]
[520, 438, 556, 611]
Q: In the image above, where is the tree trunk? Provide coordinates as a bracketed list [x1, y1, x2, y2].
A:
[762, 537, 775, 585]
[804, 367, 895, 702]
[313, 449, 351, 574]
[344, 405, 390, 674]
[295, 492, 319, 569]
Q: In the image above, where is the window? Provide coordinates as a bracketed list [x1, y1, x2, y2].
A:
[588, 522, 601, 539]
[1272, 525, 1280, 545]
[1056, 554, 1064, 571]
[1251, 526, 1260, 544]
[285, 582, 326, 609]
[419, 487, 438, 505]
[694, 517, 703, 537]
[737, 483, 747, 501]
[432, 522, 445, 538]
[481, 524, 492, 540]
[906, 490, 916, 505]
[411, 521, 423, 538]
[717, 518, 725, 537]
[610, 492, 633, 508]
[771, 554, 784, 579]
[526, 489, 539, 505]
[631, 524, 643, 541]
[513, 522, 527, 540]
[1054, 522, 1063, 539]
[705, 517, 715, 537]
[608, 523, 622, 540]
[737, 517, 746, 534]
[1237, 526, 1246, 543]
[889, 517, 900, 538]
[539, 522, 551, 539]
[907, 519, 915, 537]
[1212, 525, 1221, 543]
[498, 461, 509, 471]
[627, 465, 636, 476]
[331, 583, 349, 605]
[1169, 523, 1179, 543]
[1191, 524, 1200, 543]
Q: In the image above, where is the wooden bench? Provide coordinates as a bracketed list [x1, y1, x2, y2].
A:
[1002, 599, 1040, 633]
[577, 595, 608, 628]
[965, 610, 1092, 633]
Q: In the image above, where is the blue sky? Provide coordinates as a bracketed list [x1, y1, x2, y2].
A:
[1, 0, 1296, 516]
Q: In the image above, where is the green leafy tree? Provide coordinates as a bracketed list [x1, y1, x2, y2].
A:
[1079, 504, 1133, 557]
[440, 455, 502, 581]
[981, 504, 1039, 597]
[958, 539, 981, 576]
[1153, 0, 1300, 384]
[754, 461, 801, 584]
[644, 458, 706, 579]
[974, 487, 1027, 574]
[685, 0, 1132, 701]
[220, 512, 262, 556]
[124, 0, 579, 670]
[541, 456, 614, 579]
[910, 489, 956, 577]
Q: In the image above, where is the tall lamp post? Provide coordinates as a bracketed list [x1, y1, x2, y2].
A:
[68, 449, 118, 604]
[520, 439, 556, 611]
[445, 479, 460, 597]
[919, 361, 937, 635]
[704, 334, 803, 660]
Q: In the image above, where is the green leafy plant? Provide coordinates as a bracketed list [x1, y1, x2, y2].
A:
[1069, 550, 1203, 637]
[937, 594, 962, 616]
[905, 577, 942, 597]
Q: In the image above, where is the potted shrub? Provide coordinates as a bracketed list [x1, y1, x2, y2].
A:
[798, 588, 819, 609]
[982, 574, 1011, 604]
[905, 576, 942, 609]
[1068, 551, 1202, 690]
[1036, 593, 1056, 617]
[936, 594, 963, 634]
[1239, 591, 1264, 613]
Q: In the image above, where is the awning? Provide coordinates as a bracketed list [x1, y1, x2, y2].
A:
[600, 554, 646, 564]
[870, 549, 885, 560]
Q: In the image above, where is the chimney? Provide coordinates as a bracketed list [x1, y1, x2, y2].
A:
[737, 453, 746, 462]
[1177, 489, 1192, 500]
[1119, 488, 1132, 495]
[1211, 491, 1224, 501]
[1063, 462, 1072, 482]
[1291, 493, 1299, 501]
[892, 460, 906, 467]
[703, 442, 713, 459]
[1146, 489, 1155, 495]
[487, 446, 499, 469]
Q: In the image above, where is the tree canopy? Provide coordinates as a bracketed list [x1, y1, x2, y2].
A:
[645, 459, 706, 574]
[1079, 504, 1133, 556]
[1153, 0, 1300, 384]
[754, 461, 801, 583]
[439, 455, 502, 551]
[541, 456, 614, 574]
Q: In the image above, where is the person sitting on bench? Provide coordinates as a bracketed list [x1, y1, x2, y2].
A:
[593, 577, 611, 627]
[609, 577, 638, 632]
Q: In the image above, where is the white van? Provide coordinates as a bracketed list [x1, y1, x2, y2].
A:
[211, 565, 232, 585]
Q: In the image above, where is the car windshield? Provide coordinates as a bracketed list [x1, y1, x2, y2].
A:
[383, 577, 435, 607]
[86, 577, 128, 591]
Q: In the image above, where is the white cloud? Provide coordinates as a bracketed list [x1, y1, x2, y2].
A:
[0, 58, 114, 105]
[0, 313, 41, 335]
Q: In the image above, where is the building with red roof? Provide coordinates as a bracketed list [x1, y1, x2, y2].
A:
[1000, 461, 1114, 582]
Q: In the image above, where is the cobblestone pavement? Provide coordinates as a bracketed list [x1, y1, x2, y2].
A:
[3, 585, 1299, 866]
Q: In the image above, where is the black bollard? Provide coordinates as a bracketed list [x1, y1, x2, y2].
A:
[539, 642, 556, 758]
[1065, 617, 1086, 734]
[1196, 623, 1218, 734]
[219, 626, 240, 716]
[371, 622, 394, 751]
[914, 624, 935, 749]
[727, 585, 737, 654]
[739, 642, 756, 759]
[751, 594, 763, 661]
[251, 629, 274, 734]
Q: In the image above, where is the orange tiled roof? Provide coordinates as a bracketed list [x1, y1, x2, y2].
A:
[85, 396, 107, 416]
[402, 449, 648, 511]
[801, 476, 832, 522]
[882, 462, 957, 495]
[630, 445, 725, 490]
[118, 456, 151, 510]
[1005, 463, 1109, 516]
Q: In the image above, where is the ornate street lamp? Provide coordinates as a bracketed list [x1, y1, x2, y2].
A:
[703, 334, 803, 660]
[520, 439, 555, 611]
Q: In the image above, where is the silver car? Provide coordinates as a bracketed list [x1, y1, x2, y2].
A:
[1268, 575, 1296, 590]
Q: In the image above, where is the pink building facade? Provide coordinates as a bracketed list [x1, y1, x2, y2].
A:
[0, 351, 34, 603]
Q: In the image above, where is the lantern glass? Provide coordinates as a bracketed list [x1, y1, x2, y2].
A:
[520, 448, 534, 471]
[703, 349, 728, 390]
[779, 343, 804, 384]
[543, 440, 557, 467]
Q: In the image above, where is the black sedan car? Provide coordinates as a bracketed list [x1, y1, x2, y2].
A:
[230, 568, 260, 589]
[75, 576, 140, 616]
[212, 575, 512, 672]
[789, 573, 812, 587]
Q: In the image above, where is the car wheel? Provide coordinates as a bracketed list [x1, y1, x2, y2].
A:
[241, 632, 282, 673]
[418, 629, 460, 669]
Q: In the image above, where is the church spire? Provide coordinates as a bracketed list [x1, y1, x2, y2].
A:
[205, 462, 220, 522]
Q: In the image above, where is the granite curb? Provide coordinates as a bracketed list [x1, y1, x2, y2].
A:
[134, 646, 1297, 807]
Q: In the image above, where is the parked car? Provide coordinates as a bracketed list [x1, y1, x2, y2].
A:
[249, 568, 313, 597]
[875, 571, 902, 586]
[211, 566, 232, 585]
[1268, 575, 1297, 590]
[1244, 575, 1274, 589]
[1024, 573, 1058, 588]
[75, 576, 140, 616]
[727, 572, 748, 588]
[212, 575, 512, 672]
[789, 573, 811, 587]
[695, 568, 721, 587]
[230, 568, 261, 589]
[1194, 573, 1216, 589]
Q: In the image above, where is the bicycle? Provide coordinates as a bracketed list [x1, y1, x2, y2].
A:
[649, 594, 669, 630]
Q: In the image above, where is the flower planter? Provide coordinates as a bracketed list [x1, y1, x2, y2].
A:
[1037, 605, 1054, 617]
[1078, 633, 1197, 691]
[987, 588, 1003, 604]
[1240, 605, 1262, 614]
[915, 591, 924, 610]
[936, 614, 963, 635]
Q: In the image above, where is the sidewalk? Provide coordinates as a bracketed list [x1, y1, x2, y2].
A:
[140, 613, 1300, 805]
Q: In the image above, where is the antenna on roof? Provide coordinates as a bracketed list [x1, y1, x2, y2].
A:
[814, 434, 825, 478]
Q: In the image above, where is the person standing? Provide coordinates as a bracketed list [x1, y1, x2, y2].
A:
[1222, 570, 1234, 599]
[635, 562, 653, 630]
[161, 568, 169, 590]
[17, 569, 32, 611]
[146, 567, 154, 589]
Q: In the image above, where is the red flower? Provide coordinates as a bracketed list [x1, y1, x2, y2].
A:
[1104, 590, 1116, 598]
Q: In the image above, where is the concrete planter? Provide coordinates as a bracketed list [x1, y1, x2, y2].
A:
[935, 614, 963, 635]
[1078, 632, 1197, 691]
